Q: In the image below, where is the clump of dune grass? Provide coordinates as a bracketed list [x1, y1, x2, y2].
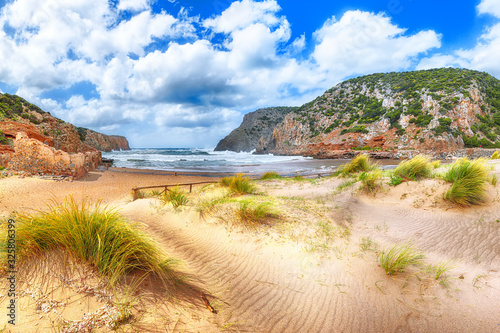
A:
[377, 242, 424, 275]
[431, 160, 441, 169]
[235, 200, 278, 225]
[220, 173, 257, 195]
[443, 158, 490, 206]
[260, 171, 282, 180]
[491, 151, 500, 159]
[359, 170, 383, 194]
[2, 197, 175, 285]
[338, 154, 377, 176]
[161, 186, 189, 208]
[393, 155, 432, 181]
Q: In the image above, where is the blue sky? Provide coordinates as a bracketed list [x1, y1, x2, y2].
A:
[0, 0, 499, 148]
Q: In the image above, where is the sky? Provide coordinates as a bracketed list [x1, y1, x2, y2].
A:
[0, 0, 499, 148]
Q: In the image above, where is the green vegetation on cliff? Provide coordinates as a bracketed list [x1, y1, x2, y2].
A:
[276, 68, 500, 152]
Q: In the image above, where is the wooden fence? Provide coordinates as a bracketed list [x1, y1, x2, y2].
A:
[132, 181, 217, 201]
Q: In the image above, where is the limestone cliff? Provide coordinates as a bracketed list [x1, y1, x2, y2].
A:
[215, 107, 297, 152]
[255, 68, 500, 157]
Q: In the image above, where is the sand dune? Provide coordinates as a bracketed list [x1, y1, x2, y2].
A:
[1, 164, 499, 332]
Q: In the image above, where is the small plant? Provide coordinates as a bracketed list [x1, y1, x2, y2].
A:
[359, 236, 376, 252]
[359, 170, 382, 193]
[235, 200, 277, 225]
[338, 154, 377, 176]
[431, 160, 441, 169]
[162, 186, 189, 208]
[393, 155, 432, 180]
[388, 173, 404, 186]
[427, 261, 454, 280]
[443, 158, 490, 206]
[491, 151, 500, 159]
[260, 171, 282, 180]
[220, 174, 257, 195]
[377, 242, 424, 275]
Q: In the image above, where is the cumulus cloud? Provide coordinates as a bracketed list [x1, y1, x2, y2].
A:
[418, 2, 500, 78]
[478, 0, 500, 18]
[312, 11, 441, 79]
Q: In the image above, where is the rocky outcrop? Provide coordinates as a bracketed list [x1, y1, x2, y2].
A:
[215, 107, 297, 152]
[255, 68, 500, 158]
[81, 129, 130, 152]
[8, 132, 100, 179]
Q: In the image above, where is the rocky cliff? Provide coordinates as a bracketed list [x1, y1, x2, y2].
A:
[255, 68, 500, 158]
[77, 128, 130, 152]
[215, 107, 297, 152]
[0, 93, 130, 153]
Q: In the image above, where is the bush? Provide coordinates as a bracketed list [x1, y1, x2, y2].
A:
[2, 198, 175, 285]
[388, 173, 404, 186]
[220, 174, 257, 195]
[443, 158, 490, 206]
[339, 154, 377, 176]
[378, 243, 424, 275]
[393, 155, 432, 180]
[260, 171, 282, 180]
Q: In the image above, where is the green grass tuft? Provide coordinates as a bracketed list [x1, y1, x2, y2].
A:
[359, 170, 383, 194]
[491, 151, 500, 159]
[235, 200, 278, 225]
[338, 154, 377, 176]
[443, 158, 490, 206]
[393, 155, 432, 180]
[377, 242, 424, 275]
[260, 171, 282, 180]
[1, 197, 175, 285]
[161, 186, 189, 208]
[220, 174, 257, 195]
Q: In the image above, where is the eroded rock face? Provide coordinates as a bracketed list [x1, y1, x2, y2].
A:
[255, 69, 500, 158]
[215, 107, 297, 152]
[0, 121, 54, 146]
[8, 133, 101, 179]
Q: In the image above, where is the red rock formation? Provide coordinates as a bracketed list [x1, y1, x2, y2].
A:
[0, 120, 54, 146]
[8, 132, 101, 179]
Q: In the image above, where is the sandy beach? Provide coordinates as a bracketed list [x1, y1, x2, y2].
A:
[1, 162, 500, 332]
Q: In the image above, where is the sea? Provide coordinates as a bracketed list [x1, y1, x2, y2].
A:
[102, 148, 400, 177]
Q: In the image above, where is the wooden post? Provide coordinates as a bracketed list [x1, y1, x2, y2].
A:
[132, 189, 137, 201]
[189, 184, 193, 192]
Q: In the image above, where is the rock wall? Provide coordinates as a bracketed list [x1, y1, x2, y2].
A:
[8, 133, 101, 179]
[0, 120, 54, 146]
[215, 107, 297, 152]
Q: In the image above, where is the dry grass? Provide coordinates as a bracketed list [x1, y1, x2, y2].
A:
[338, 154, 377, 176]
[393, 155, 432, 181]
[443, 158, 490, 206]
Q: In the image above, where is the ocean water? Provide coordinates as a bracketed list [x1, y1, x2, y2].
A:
[102, 148, 347, 176]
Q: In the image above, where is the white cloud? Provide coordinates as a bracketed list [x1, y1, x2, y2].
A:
[203, 0, 281, 33]
[478, 0, 500, 18]
[117, 0, 151, 12]
[312, 11, 441, 79]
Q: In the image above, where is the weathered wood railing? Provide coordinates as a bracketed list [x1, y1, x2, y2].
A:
[132, 181, 217, 201]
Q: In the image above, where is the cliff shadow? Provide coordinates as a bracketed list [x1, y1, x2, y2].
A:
[79, 171, 103, 182]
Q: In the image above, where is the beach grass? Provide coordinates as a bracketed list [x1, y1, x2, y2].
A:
[393, 155, 432, 181]
[235, 199, 278, 225]
[492, 151, 500, 159]
[443, 158, 490, 206]
[161, 185, 189, 208]
[359, 170, 383, 194]
[377, 242, 424, 275]
[338, 154, 377, 176]
[260, 171, 282, 180]
[2, 197, 176, 285]
[220, 173, 257, 195]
